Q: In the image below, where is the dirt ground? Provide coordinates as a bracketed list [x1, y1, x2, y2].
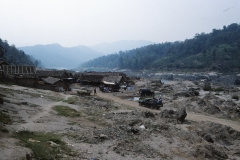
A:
[0, 79, 240, 160]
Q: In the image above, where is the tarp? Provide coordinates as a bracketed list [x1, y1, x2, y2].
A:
[103, 81, 115, 85]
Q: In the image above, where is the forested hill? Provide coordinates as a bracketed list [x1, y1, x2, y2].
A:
[0, 39, 39, 66]
[80, 23, 240, 72]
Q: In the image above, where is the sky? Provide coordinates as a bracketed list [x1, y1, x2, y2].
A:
[0, 0, 240, 47]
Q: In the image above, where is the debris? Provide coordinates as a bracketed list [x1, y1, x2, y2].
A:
[139, 125, 145, 130]
[48, 141, 59, 147]
[28, 138, 40, 143]
[100, 134, 108, 139]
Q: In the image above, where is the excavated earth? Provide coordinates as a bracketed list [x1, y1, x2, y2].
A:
[0, 78, 240, 160]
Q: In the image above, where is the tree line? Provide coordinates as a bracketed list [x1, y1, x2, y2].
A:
[81, 23, 240, 72]
[0, 39, 41, 66]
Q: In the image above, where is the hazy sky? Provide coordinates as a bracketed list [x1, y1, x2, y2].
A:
[0, 0, 239, 47]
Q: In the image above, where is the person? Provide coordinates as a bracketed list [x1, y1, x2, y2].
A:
[94, 88, 97, 95]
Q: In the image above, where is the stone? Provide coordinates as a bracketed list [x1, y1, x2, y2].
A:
[100, 134, 108, 139]
[176, 107, 187, 123]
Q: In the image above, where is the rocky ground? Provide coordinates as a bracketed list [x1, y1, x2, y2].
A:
[0, 78, 240, 160]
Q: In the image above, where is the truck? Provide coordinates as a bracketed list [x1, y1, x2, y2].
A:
[138, 97, 163, 110]
[77, 87, 92, 96]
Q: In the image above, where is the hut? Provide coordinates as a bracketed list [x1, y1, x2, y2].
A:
[40, 77, 70, 91]
[80, 74, 104, 86]
[101, 75, 123, 92]
[36, 70, 74, 84]
[79, 71, 127, 86]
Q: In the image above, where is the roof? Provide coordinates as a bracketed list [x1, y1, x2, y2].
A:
[0, 61, 9, 65]
[1, 65, 36, 75]
[43, 77, 61, 84]
[102, 76, 123, 83]
[103, 81, 115, 85]
[80, 75, 104, 82]
[36, 70, 68, 78]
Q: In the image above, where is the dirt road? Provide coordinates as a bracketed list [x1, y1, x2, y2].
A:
[97, 91, 240, 132]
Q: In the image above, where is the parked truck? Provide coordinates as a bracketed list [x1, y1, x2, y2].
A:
[138, 97, 163, 110]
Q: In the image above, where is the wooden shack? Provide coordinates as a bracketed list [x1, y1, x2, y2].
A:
[79, 72, 127, 86]
[40, 76, 70, 91]
[36, 70, 75, 84]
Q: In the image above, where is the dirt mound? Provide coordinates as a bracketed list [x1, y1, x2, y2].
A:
[159, 109, 175, 118]
[193, 144, 228, 160]
[199, 122, 240, 146]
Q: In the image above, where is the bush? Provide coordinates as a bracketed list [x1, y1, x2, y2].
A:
[203, 83, 212, 91]
[232, 94, 239, 100]
[0, 111, 12, 124]
[214, 87, 224, 92]
[194, 91, 200, 96]
[52, 105, 80, 117]
[15, 131, 73, 159]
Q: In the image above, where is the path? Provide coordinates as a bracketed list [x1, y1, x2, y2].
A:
[97, 91, 240, 132]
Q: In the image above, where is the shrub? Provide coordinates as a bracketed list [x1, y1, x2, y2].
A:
[52, 105, 80, 117]
[214, 87, 224, 92]
[15, 131, 73, 159]
[0, 111, 12, 124]
[194, 91, 200, 96]
[232, 94, 239, 100]
[203, 83, 212, 91]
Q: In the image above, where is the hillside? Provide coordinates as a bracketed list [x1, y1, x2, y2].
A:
[90, 40, 155, 55]
[80, 23, 240, 73]
[19, 44, 103, 69]
[0, 39, 38, 66]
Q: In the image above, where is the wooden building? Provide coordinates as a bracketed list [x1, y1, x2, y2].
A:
[0, 65, 38, 86]
[36, 70, 75, 84]
[36, 70, 69, 79]
[79, 72, 127, 92]
[38, 76, 70, 91]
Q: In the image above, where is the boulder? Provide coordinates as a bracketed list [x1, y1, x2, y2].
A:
[176, 107, 187, 123]
[159, 109, 175, 118]
[204, 105, 221, 115]
[100, 134, 108, 139]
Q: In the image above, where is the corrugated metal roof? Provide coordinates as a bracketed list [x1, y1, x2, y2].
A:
[102, 76, 122, 83]
[43, 77, 60, 84]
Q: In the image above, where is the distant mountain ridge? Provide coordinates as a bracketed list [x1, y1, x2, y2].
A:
[19, 40, 155, 69]
[89, 40, 155, 54]
[19, 43, 103, 69]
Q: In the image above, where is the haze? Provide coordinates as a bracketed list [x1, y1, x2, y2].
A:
[0, 0, 239, 47]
